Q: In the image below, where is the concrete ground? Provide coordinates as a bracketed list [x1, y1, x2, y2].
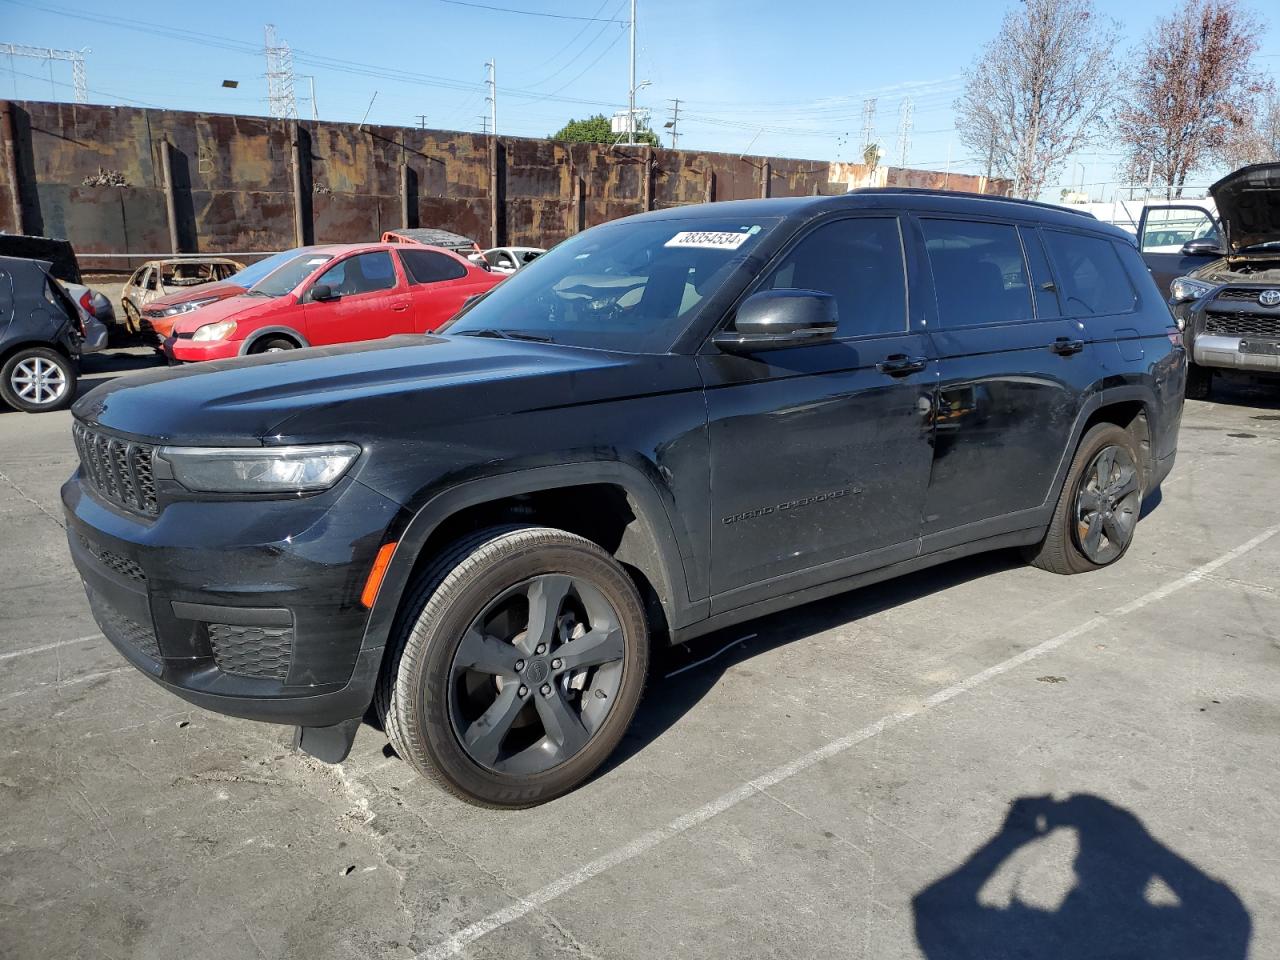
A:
[2, 351, 1279, 959]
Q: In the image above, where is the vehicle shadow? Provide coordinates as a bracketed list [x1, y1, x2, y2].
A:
[911, 793, 1251, 958]
[1199, 378, 1280, 412]
[606, 548, 1023, 773]
[75, 349, 166, 396]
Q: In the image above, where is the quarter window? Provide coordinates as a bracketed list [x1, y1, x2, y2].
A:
[1042, 230, 1137, 316]
[399, 249, 468, 284]
[759, 217, 907, 337]
[314, 252, 397, 296]
[921, 219, 1033, 327]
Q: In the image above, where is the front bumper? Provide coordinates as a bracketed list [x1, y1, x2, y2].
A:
[63, 471, 404, 728]
[165, 335, 241, 363]
[1191, 333, 1280, 374]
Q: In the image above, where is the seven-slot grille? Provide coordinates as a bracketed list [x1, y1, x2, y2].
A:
[72, 421, 159, 515]
[1203, 311, 1280, 340]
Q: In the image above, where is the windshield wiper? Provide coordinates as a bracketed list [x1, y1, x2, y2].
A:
[458, 328, 554, 343]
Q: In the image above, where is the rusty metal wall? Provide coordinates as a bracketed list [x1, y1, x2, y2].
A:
[0, 101, 1008, 269]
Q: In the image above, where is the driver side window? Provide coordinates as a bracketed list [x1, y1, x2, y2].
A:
[759, 217, 907, 338]
[313, 252, 397, 297]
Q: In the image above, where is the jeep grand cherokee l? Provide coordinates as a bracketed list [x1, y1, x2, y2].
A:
[63, 191, 1184, 807]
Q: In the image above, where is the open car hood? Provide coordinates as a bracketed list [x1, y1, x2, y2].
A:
[1210, 163, 1280, 254]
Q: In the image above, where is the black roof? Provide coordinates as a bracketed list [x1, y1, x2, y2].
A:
[384, 228, 478, 248]
[624, 189, 1128, 241]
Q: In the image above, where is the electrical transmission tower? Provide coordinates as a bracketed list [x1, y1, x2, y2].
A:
[1, 43, 89, 102]
[896, 97, 913, 167]
[264, 25, 297, 120]
[860, 98, 877, 163]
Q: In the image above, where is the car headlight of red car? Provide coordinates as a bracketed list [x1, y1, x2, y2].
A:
[191, 319, 237, 342]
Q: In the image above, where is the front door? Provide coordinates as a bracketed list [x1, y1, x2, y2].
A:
[1137, 205, 1221, 295]
[698, 215, 936, 609]
[301, 250, 413, 345]
[916, 217, 1096, 548]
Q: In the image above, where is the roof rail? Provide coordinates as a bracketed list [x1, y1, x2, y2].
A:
[848, 187, 1098, 220]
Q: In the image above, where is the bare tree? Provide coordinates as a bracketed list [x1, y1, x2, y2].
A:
[1117, 0, 1267, 199]
[1222, 90, 1280, 167]
[956, 0, 1119, 199]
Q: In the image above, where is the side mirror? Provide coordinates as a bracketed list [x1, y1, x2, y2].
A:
[1180, 238, 1224, 257]
[713, 289, 838, 352]
[309, 283, 338, 302]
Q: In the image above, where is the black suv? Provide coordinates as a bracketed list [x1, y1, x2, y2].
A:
[63, 191, 1185, 807]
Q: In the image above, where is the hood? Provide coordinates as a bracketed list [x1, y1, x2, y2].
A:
[71, 334, 633, 445]
[1210, 163, 1280, 253]
[144, 280, 246, 313]
[169, 293, 295, 333]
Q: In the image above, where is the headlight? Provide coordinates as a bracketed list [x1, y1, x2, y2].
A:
[162, 297, 219, 317]
[191, 319, 237, 341]
[1169, 277, 1214, 303]
[157, 443, 361, 493]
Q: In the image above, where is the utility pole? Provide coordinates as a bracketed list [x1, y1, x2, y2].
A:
[297, 74, 318, 123]
[264, 25, 297, 120]
[416, 114, 428, 130]
[478, 116, 489, 135]
[665, 98, 680, 149]
[860, 98, 876, 164]
[485, 59, 496, 140]
[627, 0, 636, 145]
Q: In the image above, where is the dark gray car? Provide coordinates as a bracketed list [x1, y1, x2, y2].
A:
[0, 255, 82, 412]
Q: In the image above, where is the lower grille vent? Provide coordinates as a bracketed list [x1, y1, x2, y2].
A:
[208, 623, 293, 680]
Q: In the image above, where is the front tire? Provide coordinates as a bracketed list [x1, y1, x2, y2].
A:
[376, 526, 649, 808]
[1, 347, 76, 413]
[1024, 423, 1143, 575]
[251, 337, 298, 354]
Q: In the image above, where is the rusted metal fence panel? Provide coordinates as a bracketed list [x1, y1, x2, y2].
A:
[0, 100, 1010, 269]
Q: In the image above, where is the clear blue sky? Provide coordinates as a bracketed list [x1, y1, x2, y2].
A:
[2, 0, 1276, 198]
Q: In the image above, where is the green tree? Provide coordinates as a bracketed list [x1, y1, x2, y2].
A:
[551, 114, 660, 147]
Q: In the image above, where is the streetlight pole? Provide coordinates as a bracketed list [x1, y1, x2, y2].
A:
[628, 0, 636, 145]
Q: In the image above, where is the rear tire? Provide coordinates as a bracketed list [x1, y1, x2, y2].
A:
[122, 301, 141, 336]
[376, 526, 649, 808]
[1, 347, 76, 413]
[1185, 361, 1213, 400]
[1024, 423, 1143, 575]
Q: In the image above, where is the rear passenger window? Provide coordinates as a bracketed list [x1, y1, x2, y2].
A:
[1018, 227, 1062, 319]
[1042, 230, 1136, 316]
[760, 217, 907, 338]
[921, 219, 1032, 327]
[399, 249, 468, 284]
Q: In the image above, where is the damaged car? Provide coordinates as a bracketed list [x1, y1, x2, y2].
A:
[1158, 163, 1280, 399]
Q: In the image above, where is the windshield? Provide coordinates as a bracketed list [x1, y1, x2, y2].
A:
[442, 217, 780, 352]
[228, 248, 315, 288]
[248, 253, 334, 297]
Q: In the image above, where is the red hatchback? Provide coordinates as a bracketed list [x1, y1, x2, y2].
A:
[165, 243, 502, 362]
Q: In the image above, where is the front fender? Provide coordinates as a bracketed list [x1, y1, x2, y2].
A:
[357, 459, 700, 656]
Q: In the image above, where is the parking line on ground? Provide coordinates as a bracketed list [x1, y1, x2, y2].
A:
[418, 523, 1280, 960]
[0, 634, 102, 663]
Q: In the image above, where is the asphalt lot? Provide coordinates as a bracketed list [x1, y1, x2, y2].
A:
[2, 349, 1279, 959]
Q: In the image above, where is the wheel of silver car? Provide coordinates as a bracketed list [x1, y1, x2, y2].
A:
[376, 525, 648, 808]
[1, 347, 75, 413]
[1072, 444, 1140, 565]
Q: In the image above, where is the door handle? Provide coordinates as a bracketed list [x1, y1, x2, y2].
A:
[1050, 337, 1085, 356]
[876, 354, 929, 377]
[392, 304, 409, 313]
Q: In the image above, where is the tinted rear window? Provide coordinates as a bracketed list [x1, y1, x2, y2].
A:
[921, 219, 1033, 326]
[400, 249, 468, 284]
[1042, 230, 1136, 316]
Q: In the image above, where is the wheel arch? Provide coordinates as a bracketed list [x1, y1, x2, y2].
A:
[359, 462, 696, 659]
[0, 338, 74, 367]
[237, 326, 310, 355]
[1046, 386, 1161, 511]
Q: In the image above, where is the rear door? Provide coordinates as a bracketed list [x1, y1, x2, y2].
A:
[915, 215, 1095, 549]
[300, 250, 412, 345]
[1137, 205, 1221, 295]
[699, 214, 937, 606]
[397, 248, 488, 331]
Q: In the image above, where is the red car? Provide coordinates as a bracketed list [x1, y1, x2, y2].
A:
[165, 243, 502, 362]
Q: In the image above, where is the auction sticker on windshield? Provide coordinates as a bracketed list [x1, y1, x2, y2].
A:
[665, 231, 755, 250]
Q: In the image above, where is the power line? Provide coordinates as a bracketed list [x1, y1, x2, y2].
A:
[0, 62, 159, 107]
[665, 97, 680, 148]
[433, 0, 627, 20]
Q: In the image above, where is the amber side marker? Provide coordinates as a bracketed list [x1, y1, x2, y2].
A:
[361, 542, 398, 609]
